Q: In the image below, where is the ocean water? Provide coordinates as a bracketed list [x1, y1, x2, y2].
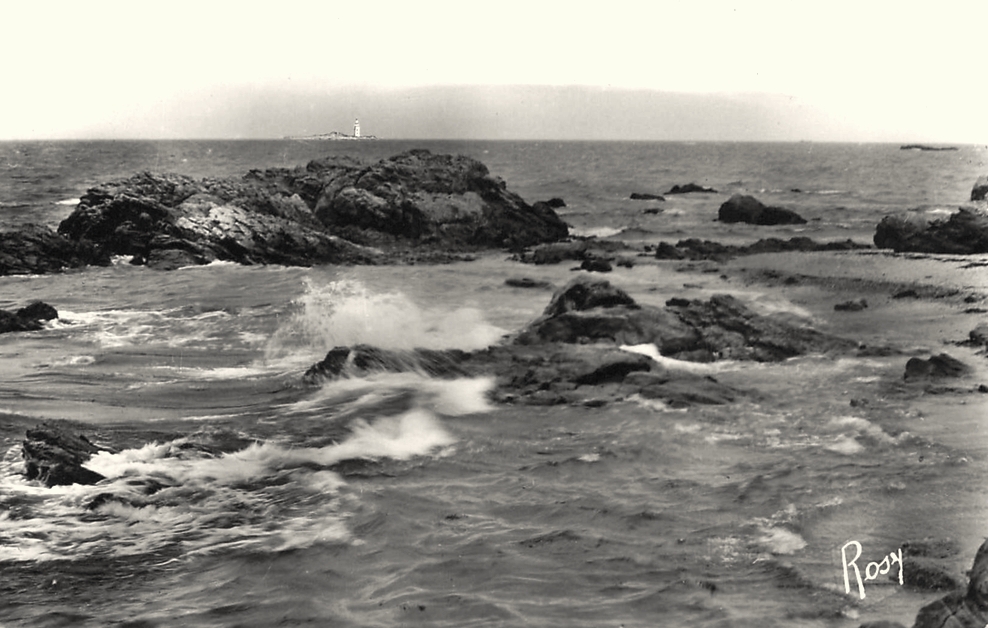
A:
[1, 140, 988, 627]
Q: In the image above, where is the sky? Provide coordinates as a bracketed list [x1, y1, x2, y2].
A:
[1, 1, 985, 142]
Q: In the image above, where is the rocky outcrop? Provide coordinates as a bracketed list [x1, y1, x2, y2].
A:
[718, 195, 807, 226]
[48, 150, 569, 271]
[630, 193, 665, 201]
[665, 183, 717, 195]
[0, 224, 111, 275]
[22, 421, 108, 487]
[873, 209, 988, 254]
[0, 301, 58, 334]
[972, 176, 988, 202]
[306, 277, 861, 407]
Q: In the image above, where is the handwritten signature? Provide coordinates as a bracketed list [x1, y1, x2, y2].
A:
[841, 540, 903, 599]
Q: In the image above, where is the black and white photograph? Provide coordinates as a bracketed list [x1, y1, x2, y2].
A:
[2, 2, 987, 626]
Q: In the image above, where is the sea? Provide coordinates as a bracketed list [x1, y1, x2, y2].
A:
[1, 140, 987, 627]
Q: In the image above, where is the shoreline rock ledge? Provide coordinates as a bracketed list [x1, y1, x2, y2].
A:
[42, 149, 570, 271]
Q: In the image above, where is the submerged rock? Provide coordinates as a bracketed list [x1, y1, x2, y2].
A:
[46, 150, 569, 272]
[653, 237, 869, 261]
[630, 192, 665, 201]
[665, 183, 718, 195]
[718, 195, 807, 226]
[0, 301, 59, 334]
[835, 299, 868, 312]
[873, 209, 988, 254]
[22, 421, 108, 487]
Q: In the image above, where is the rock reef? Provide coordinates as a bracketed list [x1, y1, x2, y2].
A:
[3, 150, 570, 274]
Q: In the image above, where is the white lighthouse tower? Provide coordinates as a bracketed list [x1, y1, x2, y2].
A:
[353, 119, 361, 138]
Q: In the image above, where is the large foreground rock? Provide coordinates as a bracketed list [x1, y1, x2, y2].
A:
[873, 209, 988, 254]
[908, 537, 988, 628]
[49, 150, 568, 271]
[306, 277, 861, 407]
[718, 194, 807, 225]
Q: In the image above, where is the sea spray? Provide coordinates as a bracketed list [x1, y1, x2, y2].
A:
[264, 278, 506, 367]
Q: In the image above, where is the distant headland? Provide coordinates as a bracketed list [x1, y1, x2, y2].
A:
[899, 144, 958, 151]
[285, 118, 378, 141]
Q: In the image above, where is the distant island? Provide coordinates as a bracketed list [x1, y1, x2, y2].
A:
[900, 144, 958, 151]
[285, 118, 378, 141]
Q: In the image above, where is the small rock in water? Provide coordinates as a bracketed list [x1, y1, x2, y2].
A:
[835, 299, 868, 312]
[904, 353, 970, 381]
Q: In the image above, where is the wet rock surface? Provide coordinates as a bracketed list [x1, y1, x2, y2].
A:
[21, 420, 109, 487]
[0, 301, 59, 334]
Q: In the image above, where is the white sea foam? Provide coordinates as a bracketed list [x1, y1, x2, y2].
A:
[620, 343, 727, 373]
[264, 279, 506, 366]
[56, 198, 81, 205]
[568, 226, 624, 239]
[757, 526, 807, 554]
[0, 402, 458, 563]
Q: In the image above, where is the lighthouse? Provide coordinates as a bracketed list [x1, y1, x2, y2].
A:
[353, 119, 361, 138]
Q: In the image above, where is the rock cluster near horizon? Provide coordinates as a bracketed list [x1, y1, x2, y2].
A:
[4, 150, 570, 273]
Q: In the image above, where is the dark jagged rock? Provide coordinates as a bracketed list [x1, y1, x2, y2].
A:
[542, 197, 567, 208]
[22, 420, 108, 487]
[910, 537, 988, 628]
[303, 344, 471, 384]
[972, 176, 988, 202]
[666, 183, 717, 195]
[312, 150, 569, 249]
[0, 223, 111, 276]
[0, 301, 59, 334]
[630, 193, 665, 201]
[904, 353, 970, 381]
[718, 195, 807, 226]
[874, 209, 988, 254]
[50, 150, 569, 271]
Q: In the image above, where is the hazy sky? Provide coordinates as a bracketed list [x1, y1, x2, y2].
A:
[2, 1, 985, 142]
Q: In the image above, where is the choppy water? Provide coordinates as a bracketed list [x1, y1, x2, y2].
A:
[2, 140, 988, 627]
